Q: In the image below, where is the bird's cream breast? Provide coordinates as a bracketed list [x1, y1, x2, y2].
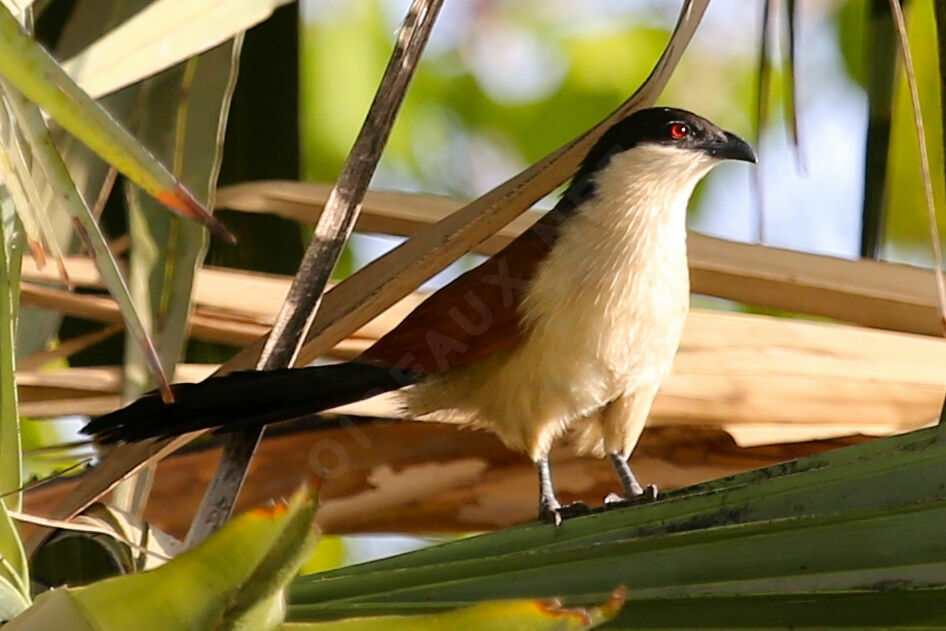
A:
[519, 188, 690, 406]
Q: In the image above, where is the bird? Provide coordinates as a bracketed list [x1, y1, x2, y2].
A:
[84, 107, 757, 523]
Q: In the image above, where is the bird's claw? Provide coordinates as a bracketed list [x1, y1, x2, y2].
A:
[604, 483, 659, 509]
[539, 500, 592, 526]
[539, 496, 562, 526]
[560, 501, 592, 519]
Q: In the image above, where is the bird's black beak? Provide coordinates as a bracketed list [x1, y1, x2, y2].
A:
[701, 132, 757, 163]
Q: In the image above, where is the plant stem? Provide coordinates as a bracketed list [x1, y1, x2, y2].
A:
[185, 0, 445, 546]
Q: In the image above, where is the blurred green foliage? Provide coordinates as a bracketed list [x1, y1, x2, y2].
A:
[830, 0, 944, 249]
[884, 0, 945, 246]
[301, 3, 757, 205]
[303, 0, 946, 257]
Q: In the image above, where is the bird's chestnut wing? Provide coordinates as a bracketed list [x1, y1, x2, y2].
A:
[359, 207, 568, 374]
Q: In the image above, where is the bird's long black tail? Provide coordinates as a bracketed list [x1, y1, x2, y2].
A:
[83, 361, 415, 444]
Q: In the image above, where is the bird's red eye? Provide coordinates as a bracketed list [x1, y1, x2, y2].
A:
[668, 122, 689, 140]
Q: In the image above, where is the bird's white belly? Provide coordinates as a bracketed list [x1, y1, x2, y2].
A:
[404, 207, 689, 459]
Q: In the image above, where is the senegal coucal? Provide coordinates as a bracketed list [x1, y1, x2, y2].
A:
[85, 107, 757, 522]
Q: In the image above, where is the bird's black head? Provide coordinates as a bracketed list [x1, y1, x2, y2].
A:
[616, 107, 753, 158]
[561, 107, 756, 212]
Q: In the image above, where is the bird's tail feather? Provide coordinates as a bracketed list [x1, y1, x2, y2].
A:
[83, 361, 414, 443]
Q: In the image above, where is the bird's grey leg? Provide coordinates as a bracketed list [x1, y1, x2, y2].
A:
[536, 456, 563, 525]
[537, 456, 592, 525]
[609, 452, 644, 497]
[607, 452, 658, 503]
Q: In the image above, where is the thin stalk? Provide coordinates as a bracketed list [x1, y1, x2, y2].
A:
[934, 0, 946, 424]
[185, 0, 446, 546]
[786, 0, 805, 172]
[860, 0, 898, 259]
[887, 0, 946, 334]
[751, 0, 774, 243]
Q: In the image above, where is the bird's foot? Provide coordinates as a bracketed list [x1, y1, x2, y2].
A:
[560, 501, 592, 519]
[539, 500, 592, 526]
[539, 495, 562, 526]
[603, 484, 658, 509]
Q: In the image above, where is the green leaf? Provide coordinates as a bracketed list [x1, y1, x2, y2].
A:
[0, 116, 52, 265]
[1, 84, 173, 401]
[0, 589, 94, 631]
[292, 501, 946, 618]
[834, 0, 867, 88]
[287, 589, 946, 629]
[298, 535, 346, 576]
[0, 498, 28, 614]
[296, 424, 946, 580]
[22, 0, 150, 368]
[0, 190, 22, 507]
[0, 201, 28, 616]
[0, 3, 232, 240]
[114, 31, 242, 516]
[8, 486, 319, 630]
[60, 0, 291, 99]
[289, 424, 946, 629]
[279, 589, 624, 631]
[583, 588, 946, 630]
[122, 38, 242, 397]
[0, 571, 30, 622]
[883, 0, 946, 246]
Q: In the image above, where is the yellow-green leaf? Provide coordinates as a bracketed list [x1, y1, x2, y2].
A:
[0, 4, 233, 241]
[62, 0, 291, 99]
[279, 589, 624, 631]
[8, 486, 319, 630]
[0, 201, 29, 612]
[2, 84, 173, 402]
